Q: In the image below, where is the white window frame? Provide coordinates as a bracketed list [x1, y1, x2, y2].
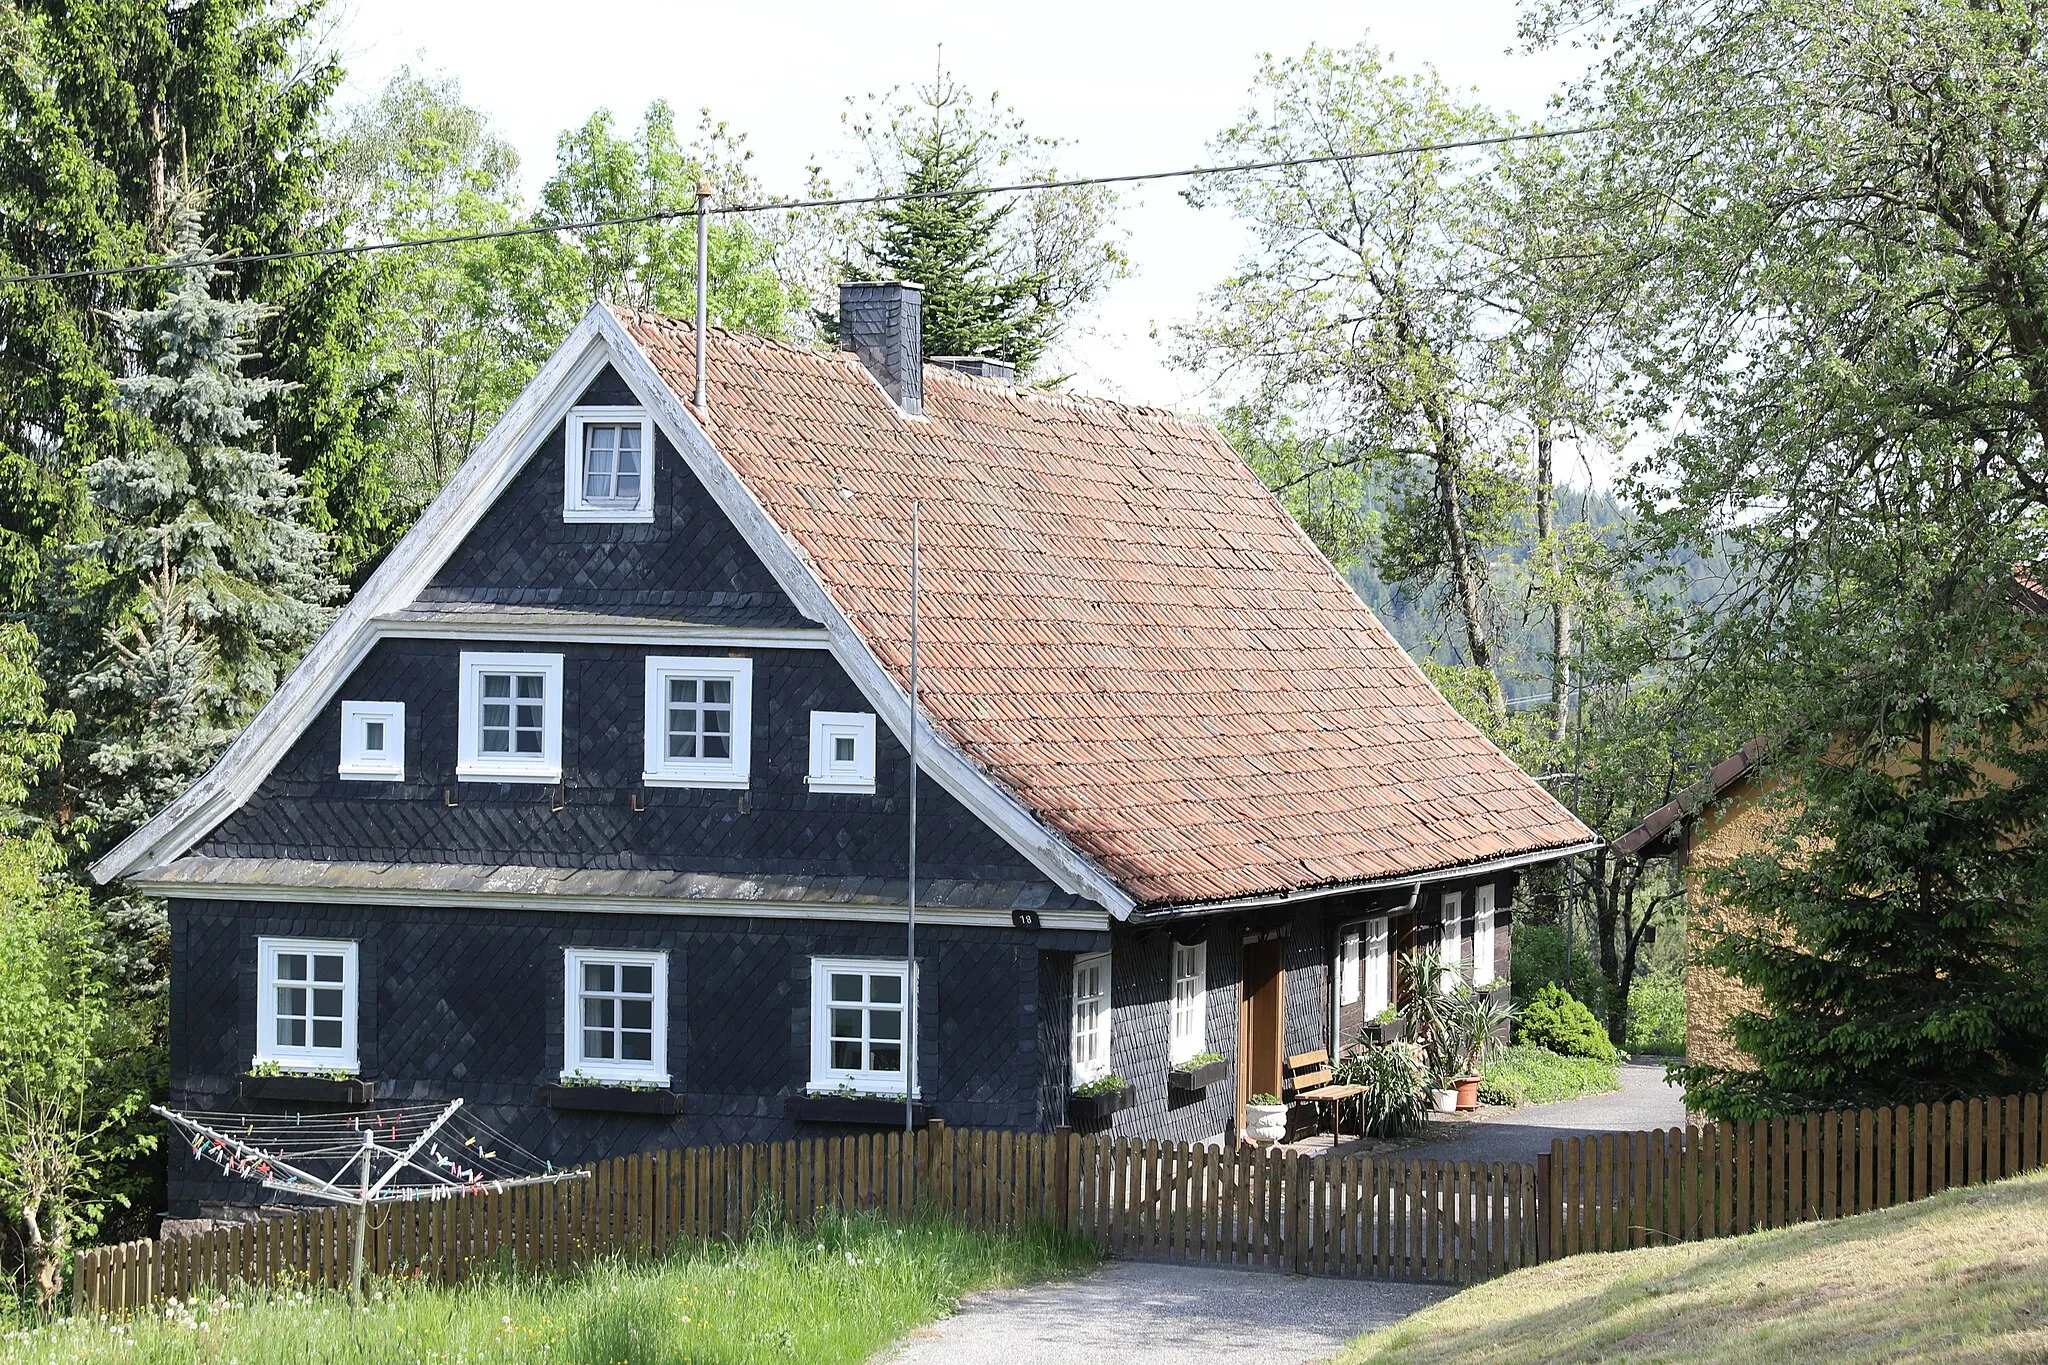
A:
[1169, 941, 1206, 1063]
[254, 937, 359, 1072]
[1071, 951, 1112, 1084]
[456, 652, 565, 783]
[807, 710, 877, 794]
[1363, 915, 1391, 1018]
[642, 656, 753, 788]
[809, 957, 917, 1094]
[563, 406, 655, 523]
[562, 947, 669, 1085]
[337, 700, 405, 781]
[1439, 891, 1465, 993]
[1473, 884, 1498, 988]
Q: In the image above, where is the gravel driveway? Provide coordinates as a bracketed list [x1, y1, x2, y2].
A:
[883, 1260, 1450, 1365]
[1396, 1060, 1687, 1166]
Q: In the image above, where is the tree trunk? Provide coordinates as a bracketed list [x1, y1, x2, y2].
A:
[1534, 413, 1571, 746]
[1423, 413, 1500, 715]
[22, 1200, 62, 1316]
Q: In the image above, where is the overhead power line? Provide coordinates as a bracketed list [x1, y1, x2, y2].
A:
[0, 123, 1602, 288]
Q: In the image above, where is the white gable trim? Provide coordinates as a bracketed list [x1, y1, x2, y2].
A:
[92, 305, 1136, 918]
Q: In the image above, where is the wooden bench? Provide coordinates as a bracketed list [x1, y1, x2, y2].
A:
[1285, 1049, 1367, 1137]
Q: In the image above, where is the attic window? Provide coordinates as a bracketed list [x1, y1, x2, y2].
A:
[807, 711, 877, 794]
[456, 651, 564, 783]
[338, 701, 405, 781]
[564, 407, 654, 522]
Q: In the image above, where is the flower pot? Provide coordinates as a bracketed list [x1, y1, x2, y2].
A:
[1429, 1088, 1459, 1114]
[1245, 1102, 1289, 1144]
[785, 1094, 931, 1126]
[1168, 1058, 1228, 1092]
[1363, 1017, 1407, 1045]
[239, 1073, 374, 1105]
[1067, 1085, 1136, 1123]
[542, 1084, 684, 1116]
[1455, 1075, 1482, 1111]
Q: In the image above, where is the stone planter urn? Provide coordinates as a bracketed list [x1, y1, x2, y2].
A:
[1245, 1101, 1289, 1144]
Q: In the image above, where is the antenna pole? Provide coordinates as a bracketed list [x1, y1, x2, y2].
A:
[694, 180, 710, 412]
[906, 501, 920, 1137]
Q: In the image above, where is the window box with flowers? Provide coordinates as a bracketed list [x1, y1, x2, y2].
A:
[1068, 1074, 1135, 1123]
[1168, 1052, 1227, 1092]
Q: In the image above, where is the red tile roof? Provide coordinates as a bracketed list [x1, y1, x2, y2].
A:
[620, 311, 1594, 908]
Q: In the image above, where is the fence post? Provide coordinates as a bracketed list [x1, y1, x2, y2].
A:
[1535, 1150, 1552, 1262]
[1052, 1126, 1073, 1231]
[1288, 1154, 1310, 1275]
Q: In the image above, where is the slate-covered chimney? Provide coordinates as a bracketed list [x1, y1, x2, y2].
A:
[838, 281, 924, 416]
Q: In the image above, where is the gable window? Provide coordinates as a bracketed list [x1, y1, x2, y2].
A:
[807, 711, 877, 794]
[643, 657, 752, 788]
[809, 957, 913, 1093]
[1473, 884, 1498, 988]
[1169, 941, 1206, 1063]
[563, 948, 668, 1085]
[255, 937, 358, 1072]
[1439, 891, 1464, 993]
[338, 701, 405, 781]
[1363, 915, 1391, 1017]
[1071, 952, 1112, 1084]
[456, 652, 564, 783]
[563, 407, 655, 522]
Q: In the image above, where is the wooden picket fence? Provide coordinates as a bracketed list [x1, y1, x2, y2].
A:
[70, 1091, 2048, 1313]
[1545, 1092, 2047, 1254]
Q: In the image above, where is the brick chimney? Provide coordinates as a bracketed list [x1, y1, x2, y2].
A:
[838, 281, 924, 416]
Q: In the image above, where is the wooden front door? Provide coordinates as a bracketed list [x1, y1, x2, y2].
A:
[1239, 939, 1285, 1128]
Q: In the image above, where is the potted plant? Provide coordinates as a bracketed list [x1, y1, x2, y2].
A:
[1168, 1050, 1227, 1092]
[1067, 1073, 1135, 1122]
[1427, 1068, 1461, 1113]
[1244, 1092, 1289, 1143]
[1439, 989, 1517, 1111]
[1360, 1007, 1407, 1045]
[240, 1061, 374, 1105]
[543, 1074, 685, 1115]
[1330, 1041, 1428, 1139]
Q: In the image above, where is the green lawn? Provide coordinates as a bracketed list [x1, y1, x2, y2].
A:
[1479, 1044, 1622, 1107]
[10, 1213, 1096, 1365]
[1341, 1167, 2048, 1363]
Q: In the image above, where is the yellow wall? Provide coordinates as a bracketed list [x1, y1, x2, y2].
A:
[1680, 770, 1778, 1070]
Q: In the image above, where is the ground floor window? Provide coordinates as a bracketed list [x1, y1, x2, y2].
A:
[1473, 884, 1498, 987]
[1170, 941, 1206, 1062]
[563, 948, 668, 1084]
[1363, 915, 1391, 1015]
[1071, 951, 1112, 1083]
[255, 937, 358, 1072]
[810, 957, 913, 1093]
[1439, 891, 1464, 992]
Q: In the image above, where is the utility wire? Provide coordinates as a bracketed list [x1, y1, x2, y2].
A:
[0, 123, 1602, 288]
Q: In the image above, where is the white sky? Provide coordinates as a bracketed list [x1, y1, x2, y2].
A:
[331, 1, 1589, 411]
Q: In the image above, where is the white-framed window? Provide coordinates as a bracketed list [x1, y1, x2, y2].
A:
[1473, 884, 1498, 988]
[563, 407, 655, 522]
[1071, 951, 1112, 1084]
[562, 948, 669, 1085]
[456, 652, 564, 783]
[807, 711, 877, 794]
[1337, 924, 1362, 1006]
[1170, 941, 1206, 1063]
[338, 701, 405, 781]
[1439, 891, 1465, 993]
[255, 937, 359, 1072]
[642, 656, 752, 788]
[1363, 915, 1391, 1017]
[810, 957, 914, 1093]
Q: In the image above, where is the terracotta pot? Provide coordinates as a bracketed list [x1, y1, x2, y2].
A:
[1455, 1075, 1482, 1111]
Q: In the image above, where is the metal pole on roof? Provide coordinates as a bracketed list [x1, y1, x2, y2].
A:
[907, 500, 921, 1137]
[694, 179, 710, 412]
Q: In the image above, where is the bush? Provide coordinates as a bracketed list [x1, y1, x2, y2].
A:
[1332, 1042, 1428, 1139]
[1518, 983, 1622, 1063]
[1625, 975, 1687, 1057]
[1509, 923, 1605, 1012]
[1480, 1044, 1623, 1106]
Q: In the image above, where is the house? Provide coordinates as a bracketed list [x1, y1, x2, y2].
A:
[94, 282, 1595, 1217]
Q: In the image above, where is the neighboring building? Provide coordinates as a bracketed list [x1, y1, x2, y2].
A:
[95, 283, 1594, 1216]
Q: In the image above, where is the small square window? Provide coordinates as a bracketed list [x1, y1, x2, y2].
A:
[809, 957, 915, 1094]
[564, 407, 655, 522]
[338, 701, 405, 781]
[563, 948, 668, 1084]
[457, 653, 563, 783]
[255, 937, 358, 1072]
[808, 711, 877, 794]
[643, 657, 752, 788]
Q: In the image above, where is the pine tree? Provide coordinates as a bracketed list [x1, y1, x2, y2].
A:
[847, 74, 1055, 370]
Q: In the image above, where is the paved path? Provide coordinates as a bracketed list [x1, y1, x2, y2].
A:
[1397, 1061, 1686, 1166]
[884, 1260, 1450, 1365]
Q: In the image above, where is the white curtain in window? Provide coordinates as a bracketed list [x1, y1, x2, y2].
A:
[1439, 892, 1464, 993]
[1363, 916, 1390, 1016]
[1337, 926, 1361, 1006]
[1473, 885, 1498, 987]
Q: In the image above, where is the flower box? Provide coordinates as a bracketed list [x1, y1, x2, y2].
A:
[1168, 1058, 1228, 1092]
[1067, 1085, 1136, 1123]
[239, 1074, 374, 1105]
[785, 1094, 930, 1126]
[542, 1084, 684, 1116]
[1361, 1016, 1408, 1045]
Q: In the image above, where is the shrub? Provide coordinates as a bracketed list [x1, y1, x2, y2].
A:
[1509, 923, 1606, 1011]
[1480, 1045, 1623, 1107]
[1332, 1042, 1428, 1139]
[1518, 983, 1621, 1063]
[1625, 975, 1687, 1056]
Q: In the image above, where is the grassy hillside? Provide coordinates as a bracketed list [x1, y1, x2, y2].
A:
[1343, 1169, 2048, 1364]
[4, 1214, 1094, 1365]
